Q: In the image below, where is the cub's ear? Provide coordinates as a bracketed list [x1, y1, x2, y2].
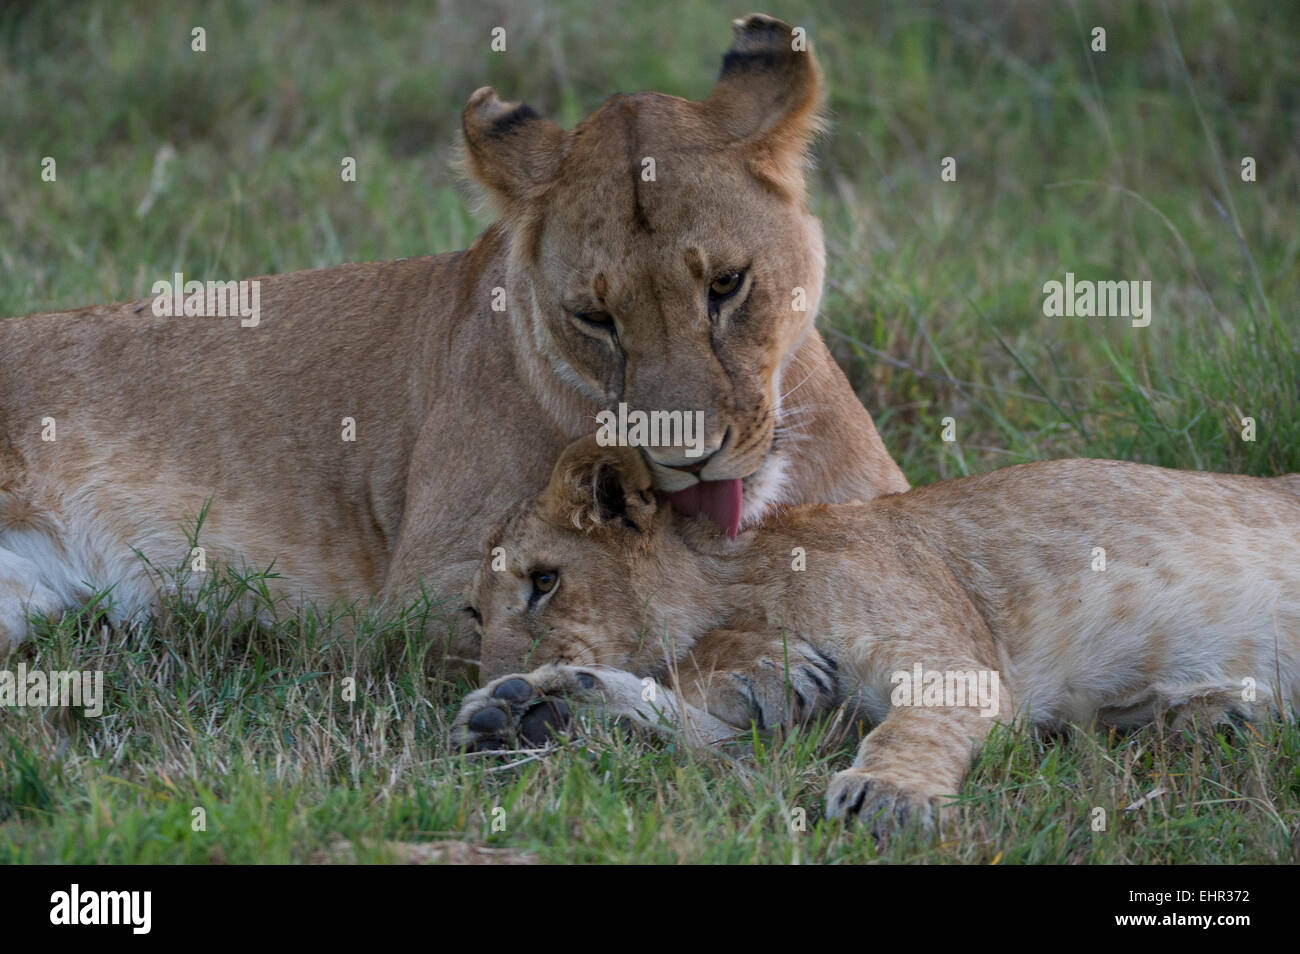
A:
[544, 436, 658, 534]
[461, 86, 571, 211]
[698, 14, 824, 199]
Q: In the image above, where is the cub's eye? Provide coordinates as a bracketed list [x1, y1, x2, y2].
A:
[573, 309, 614, 329]
[708, 270, 744, 301]
[463, 605, 482, 625]
[530, 570, 559, 597]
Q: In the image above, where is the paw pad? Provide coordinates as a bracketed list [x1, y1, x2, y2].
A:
[519, 699, 571, 744]
[492, 677, 533, 704]
[468, 706, 508, 733]
[454, 667, 602, 753]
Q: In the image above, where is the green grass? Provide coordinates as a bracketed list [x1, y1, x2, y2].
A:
[4, 597, 1298, 864]
[2, 0, 1298, 863]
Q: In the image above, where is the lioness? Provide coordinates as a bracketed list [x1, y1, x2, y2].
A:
[0, 15, 906, 662]
[452, 436, 1300, 832]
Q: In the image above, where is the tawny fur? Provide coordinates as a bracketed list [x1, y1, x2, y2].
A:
[0, 15, 906, 660]
[454, 436, 1300, 832]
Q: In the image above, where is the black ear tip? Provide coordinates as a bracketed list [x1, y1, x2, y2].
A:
[488, 102, 540, 138]
[720, 49, 783, 78]
[718, 15, 808, 81]
[732, 14, 792, 38]
[464, 87, 543, 139]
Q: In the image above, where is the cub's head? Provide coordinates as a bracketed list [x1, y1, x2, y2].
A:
[466, 436, 717, 681]
[462, 14, 827, 535]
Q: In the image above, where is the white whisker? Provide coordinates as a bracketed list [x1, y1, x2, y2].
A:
[778, 366, 819, 403]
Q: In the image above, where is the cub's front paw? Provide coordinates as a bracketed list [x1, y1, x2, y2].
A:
[451, 664, 605, 753]
[824, 769, 937, 840]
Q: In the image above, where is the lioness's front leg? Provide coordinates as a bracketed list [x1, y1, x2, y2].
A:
[451, 663, 738, 752]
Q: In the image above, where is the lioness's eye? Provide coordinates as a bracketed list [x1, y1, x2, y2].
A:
[573, 309, 614, 328]
[709, 271, 743, 300]
[530, 570, 559, 596]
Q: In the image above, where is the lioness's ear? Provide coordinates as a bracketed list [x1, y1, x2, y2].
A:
[544, 436, 657, 534]
[462, 86, 571, 211]
[699, 14, 824, 199]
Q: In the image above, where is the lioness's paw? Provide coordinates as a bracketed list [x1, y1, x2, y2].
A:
[451, 664, 606, 752]
[824, 769, 936, 840]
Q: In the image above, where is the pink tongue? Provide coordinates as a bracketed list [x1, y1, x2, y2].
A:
[668, 479, 744, 539]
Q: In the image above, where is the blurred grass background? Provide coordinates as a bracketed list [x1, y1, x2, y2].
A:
[1, 0, 1298, 863]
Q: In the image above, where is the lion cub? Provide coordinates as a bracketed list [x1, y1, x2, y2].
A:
[453, 436, 1300, 832]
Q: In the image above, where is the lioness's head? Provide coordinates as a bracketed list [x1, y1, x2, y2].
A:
[462, 14, 827, 537]
[467, 436, 718, 680]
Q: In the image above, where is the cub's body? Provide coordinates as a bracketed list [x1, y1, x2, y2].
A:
[454, 439, 1300, 832]
[740, 460, 1300, 729]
